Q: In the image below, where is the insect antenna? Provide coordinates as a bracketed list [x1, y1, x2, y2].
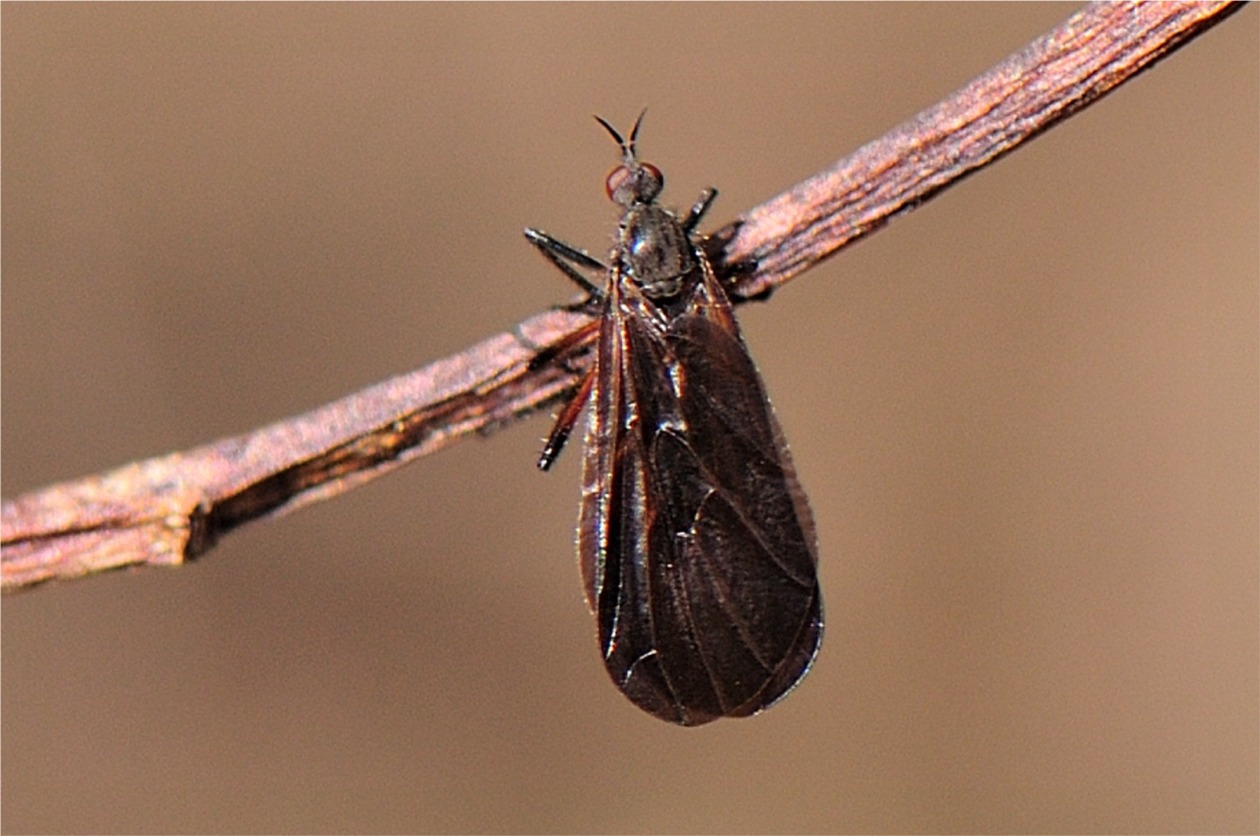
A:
[594, 108, 648, 160]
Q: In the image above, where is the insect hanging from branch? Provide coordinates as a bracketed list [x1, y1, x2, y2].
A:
[525, 112, 823, 726]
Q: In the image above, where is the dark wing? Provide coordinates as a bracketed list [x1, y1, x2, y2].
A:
[578, 261, 822, 725]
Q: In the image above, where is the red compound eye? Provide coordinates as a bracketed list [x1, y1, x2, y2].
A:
[605, 165, 633, 202]
[639, 162, 663, 188]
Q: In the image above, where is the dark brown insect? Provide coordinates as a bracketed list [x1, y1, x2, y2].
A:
[525, 113, 822, 725]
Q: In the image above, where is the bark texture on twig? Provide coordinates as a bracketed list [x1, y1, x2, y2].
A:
[1, 1, 1243, 592]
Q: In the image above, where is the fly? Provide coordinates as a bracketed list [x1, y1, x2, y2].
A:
[525, 112, 823, 725]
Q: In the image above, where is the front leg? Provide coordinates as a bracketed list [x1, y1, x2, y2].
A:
[681, 188, 717, 234]
[524, 227, 608, 303]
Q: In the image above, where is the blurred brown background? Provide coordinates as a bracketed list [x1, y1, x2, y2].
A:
[3, 4, 1256, 833]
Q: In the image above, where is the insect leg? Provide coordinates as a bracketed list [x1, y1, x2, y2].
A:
[681, 188, 718, 233]
[527, 317, 600, 372]
[524, 227, 607, 301]
[538, 365, 596, 471]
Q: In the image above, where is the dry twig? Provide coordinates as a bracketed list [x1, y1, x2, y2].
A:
[2, 1, 1243, 592]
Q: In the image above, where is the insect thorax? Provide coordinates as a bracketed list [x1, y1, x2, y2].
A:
[619, 204, 698, 300]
